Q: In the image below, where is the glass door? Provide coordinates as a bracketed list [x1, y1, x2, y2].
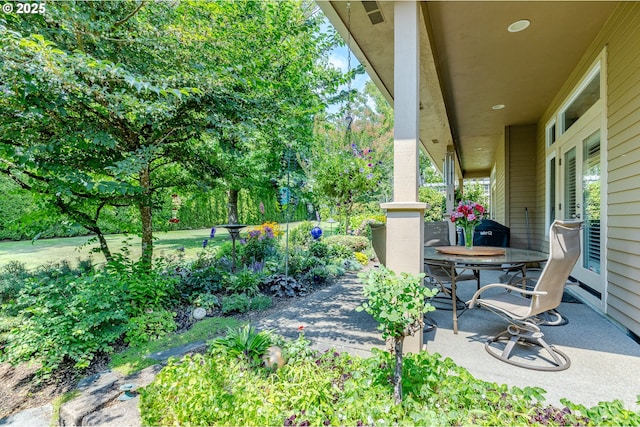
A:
[560, 128, 603, 307]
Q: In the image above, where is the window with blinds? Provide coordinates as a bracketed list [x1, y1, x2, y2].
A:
[564, 147, 577, 220]
[583, 132, 601, 274]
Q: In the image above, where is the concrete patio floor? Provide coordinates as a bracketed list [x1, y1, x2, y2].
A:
[254, 267, 640, 412]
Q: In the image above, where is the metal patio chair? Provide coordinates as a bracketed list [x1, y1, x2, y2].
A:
[467, 219, 582, 371]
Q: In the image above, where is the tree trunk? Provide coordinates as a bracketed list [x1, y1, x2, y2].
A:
[96, 232, 113, 262]
[393, 336, 404, 404]
[228, 188, 239, 224]
[139, 164, 153, 267]
[53, 199, 113, 262]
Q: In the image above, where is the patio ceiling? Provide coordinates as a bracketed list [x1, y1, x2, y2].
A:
[318, 1, 617, 178]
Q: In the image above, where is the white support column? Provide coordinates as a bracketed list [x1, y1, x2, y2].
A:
[380, 1, 426, 354]
[445, 146, 456, 243]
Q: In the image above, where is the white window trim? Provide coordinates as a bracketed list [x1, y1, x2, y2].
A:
[558, 60, 602, 137]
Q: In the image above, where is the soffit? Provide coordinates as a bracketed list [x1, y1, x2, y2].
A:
[318, 1, 617, 177]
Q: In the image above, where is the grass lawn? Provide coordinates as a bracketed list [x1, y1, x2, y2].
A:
[0, 221, 337, 270]
[0, 228, 227, 270]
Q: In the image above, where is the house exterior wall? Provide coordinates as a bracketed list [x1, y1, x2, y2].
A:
[506, 125, 538, 249]
[535, 2, 640, 336]
[492, 131, 507, 224]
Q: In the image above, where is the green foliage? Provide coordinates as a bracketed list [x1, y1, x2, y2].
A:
[105, 255, 178, 315]
[357, 266, 438, 403]
[358, 267, 436, 342]
[457, 182, 489, 208]
[419, 186, 447, 222]
[261, 274, 309, 298]
[288, 221, 317, 247]
[0, 261, 29, 305]
[308, 241, 330, 258]
[178, 262, 226, 297]
[1, 271, 128, 375]
[249, 294, 273, 312]
[211, 325, 274, 366]
[1, 0, 339, 261]
[140, 337, 639, 426]
[324, 235, 369, 252]
[110, 317, 239, 376]
[308, 80, 395, 234]
[125, 309, 176, 348]
[224, 268, 263, 296]
[327, 243, 353, 260]
[349, 213, 386, 237]
[191, 292, 220, 311]
[220, 293, 251, 315]
[560, 398, 640, 426]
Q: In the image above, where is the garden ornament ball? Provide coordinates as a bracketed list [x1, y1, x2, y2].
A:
[311, 226, 323, 240]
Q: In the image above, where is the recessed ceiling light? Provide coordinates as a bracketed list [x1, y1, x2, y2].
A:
[492, 104, 506, 110]
[474, 147, 483, 151]
[508, 19, 530, 33]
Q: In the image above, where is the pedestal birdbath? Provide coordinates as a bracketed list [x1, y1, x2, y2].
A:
[216, 224, 247, 271]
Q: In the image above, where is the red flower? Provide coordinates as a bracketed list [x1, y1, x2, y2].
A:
[298, 325, 304, 331]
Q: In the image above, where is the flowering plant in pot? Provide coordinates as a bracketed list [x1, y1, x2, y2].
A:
[450, 200, 485, 249]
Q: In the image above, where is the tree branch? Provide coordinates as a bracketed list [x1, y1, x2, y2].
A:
[113, 1, 146, 28]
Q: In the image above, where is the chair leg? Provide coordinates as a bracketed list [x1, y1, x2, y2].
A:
[484, 324, 571, 371]
[532, 309, 568, 326]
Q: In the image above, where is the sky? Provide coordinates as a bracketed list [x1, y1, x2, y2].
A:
[321, 20, 371, 114]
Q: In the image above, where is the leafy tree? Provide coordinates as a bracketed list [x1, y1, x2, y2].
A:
[0, 1, 340, 264]
[306, 80, 393, 233]
[419, 186, 446, 222]
[357, 266, 437, 404]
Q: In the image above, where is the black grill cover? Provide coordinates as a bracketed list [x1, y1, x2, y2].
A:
[458, 219, 510, 247]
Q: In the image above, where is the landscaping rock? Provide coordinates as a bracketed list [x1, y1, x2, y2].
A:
[146, 340, 206, 361]
[59, 371, 121, 426]
[59, 355, 182, 426]
[0, 404, 52, 427]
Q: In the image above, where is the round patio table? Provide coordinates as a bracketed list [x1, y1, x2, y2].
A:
[424, 246, 548, 334]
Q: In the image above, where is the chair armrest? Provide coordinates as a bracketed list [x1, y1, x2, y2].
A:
[467, 283, 548, 308]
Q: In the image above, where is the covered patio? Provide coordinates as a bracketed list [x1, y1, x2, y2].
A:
[317, 0, 640, 359]
[254, 268, 640, 411]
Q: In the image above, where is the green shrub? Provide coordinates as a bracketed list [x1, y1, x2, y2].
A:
[324, 264, 346, 277]
[327, 243, 352, 260]
[140, 339, 640, 426]
[220, 293, 251, 314]
[358, 266, 437, 403]
[308, 241, 330, 259]
[125, 309, 176, 347]
[249, 294, 272, 311]
[178, 263, 226, 297]
[224, 268, 262, 296]
[106, 255, 178, 315]
[2, 272, 128, 376]
[0, 261, 29, 305]
[349, 214, 386, 237]
[288, 221, 316, 247]
[324, 235, 369, 252]
[191, 292, 219, 311]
